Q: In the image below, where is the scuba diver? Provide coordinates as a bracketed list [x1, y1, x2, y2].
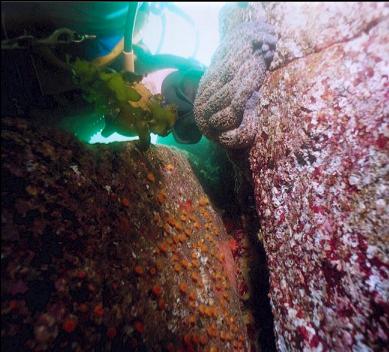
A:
[1, 2, 204, 144]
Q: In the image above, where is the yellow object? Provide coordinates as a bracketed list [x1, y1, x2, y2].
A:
[123, 50, 135, 73]
[72, 59, 177, 149]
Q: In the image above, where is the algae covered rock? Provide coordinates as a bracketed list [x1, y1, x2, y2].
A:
[263, 2, 389, 70]
[250, 4, 389, 352]
[194, 2, 389, 351]
[1, 117, 249, 351]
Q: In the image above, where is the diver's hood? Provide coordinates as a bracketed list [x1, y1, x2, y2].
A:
[161, 68, 204, 144]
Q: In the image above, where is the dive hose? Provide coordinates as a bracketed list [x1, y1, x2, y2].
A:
[122, 2, 139, 72]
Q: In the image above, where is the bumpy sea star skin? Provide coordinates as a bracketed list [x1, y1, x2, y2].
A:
[194, 17, 277, 149]
[217, 91, 260, 149]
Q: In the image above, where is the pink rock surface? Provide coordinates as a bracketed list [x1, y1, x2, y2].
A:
[264, 2, 389, 70]
[250, 13, 389, 351]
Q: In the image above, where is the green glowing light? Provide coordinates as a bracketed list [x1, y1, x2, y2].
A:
[89, 130, 158, 144]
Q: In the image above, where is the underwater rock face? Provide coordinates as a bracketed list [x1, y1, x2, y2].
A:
[194, 2, 389, 351]
[250, 5, 389, 352]
[1, 118, 249, 351]
[194, 3, 277, 149]
[264, 2, 389, 70]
